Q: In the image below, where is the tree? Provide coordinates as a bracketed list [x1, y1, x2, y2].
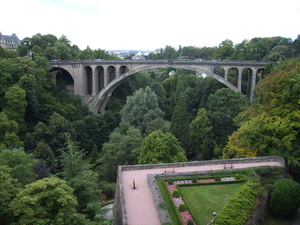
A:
[145, 117, 169, 137]
[170, 94, 190, 152]
[269, 179, 300, 218]
[9, 177, 79, 225]
[3, 84, 27, 131]
[120, 87, 164, 136]
[0, 166, 21, 225]
[207, 88, 249, 147]
[189, 108, 214, 159]
[97, 127, 143, 182]
[33, 142, 57, 170]
[0, 112, 22, 150]
[138, 130, 187, 164]
[224, 58, 300, 173]
[0, 148, 37, 186]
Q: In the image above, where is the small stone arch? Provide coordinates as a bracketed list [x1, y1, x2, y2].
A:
[96, 66, 105, 91]
[108, 66, 116, 82]
[119, 66, 129, 75]
[228, 67, 239, 86]
[241, 68, 253, 97]
[214, 66, 225, 78]
[84, 66, 93, 95]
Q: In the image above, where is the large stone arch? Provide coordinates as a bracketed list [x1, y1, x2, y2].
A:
[50, 67, 74, 94]
[88, 64, 240, 114]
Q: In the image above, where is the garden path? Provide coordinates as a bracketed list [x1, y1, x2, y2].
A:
[122, 161, 281, 225]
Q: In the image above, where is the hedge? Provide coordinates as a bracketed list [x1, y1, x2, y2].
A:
[215, 182, 262, 225]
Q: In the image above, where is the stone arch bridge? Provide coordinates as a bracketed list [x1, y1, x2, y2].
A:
[49, 59, 270, 114]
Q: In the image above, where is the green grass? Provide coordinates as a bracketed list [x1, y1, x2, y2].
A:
[157, 179, 181, 225]
[178, 178, 249, 225]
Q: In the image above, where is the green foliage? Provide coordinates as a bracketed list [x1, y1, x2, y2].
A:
[224, 57, 300, 173]
[215, 183, 261, 225]
[138, 129, 187, 164]
[170, 94, 190, 152]
[9, 177, 78, 225]
[0, 148, 37, 186]
[120, 87, 164, 136]
[0, 166, 21, 224]
[215, 175, 221, 182]
[189, 108, 214, 158]
[269, 179, 300, 218]
[172, 189, 180, 198]
[178, 203, 187, 212]
[187, 220, 194, 225]
[235, 174, 242, 180]
[168, 178, 174, 185]
[97, 126, 143, 182]
[0, 112, 22, 150]
[207, 88, 249, 148]
[191, 176, 197, 183]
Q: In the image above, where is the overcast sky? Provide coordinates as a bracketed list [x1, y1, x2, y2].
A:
[2, 0, 300, 50]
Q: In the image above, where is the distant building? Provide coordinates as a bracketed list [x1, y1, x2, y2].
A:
[169, 70, 176, 75]
[297, 34, 300, 40]
[0, 32, 20, 51]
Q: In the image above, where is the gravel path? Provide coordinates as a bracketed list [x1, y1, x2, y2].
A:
[122, 161, 281, 225]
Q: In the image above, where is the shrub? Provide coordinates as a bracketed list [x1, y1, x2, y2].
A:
[178, 203, 187, 212]
[215, 175, 221, 181]
[187, 219, 194, 225]
[215, 183, 261, 225]
[172, 189, 180, 198]
[191, 176, 197, 183]
[235, 174, 242, 180]
[269, 179, 300, 218]
[168, 178, 173, 185]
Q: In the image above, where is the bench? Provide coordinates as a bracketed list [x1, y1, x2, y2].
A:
[164, 166, 175, 173]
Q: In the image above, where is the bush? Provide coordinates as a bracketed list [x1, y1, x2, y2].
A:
[215, 175, 221, 181]
[172, 189, 180, 198]
[168, 178, 173, 185]
[191, 176, 197, 183]
[215, 183, 261, 225]
[269, 179, 300, 218]
[235, 174, 242, 180]
[187, 219, 194, 225]
[179, 203, 187, 212]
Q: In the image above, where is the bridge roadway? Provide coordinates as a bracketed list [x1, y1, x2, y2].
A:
[49, 59, 272, 114]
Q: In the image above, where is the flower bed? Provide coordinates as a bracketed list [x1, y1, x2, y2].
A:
[166, 178, 217, 225]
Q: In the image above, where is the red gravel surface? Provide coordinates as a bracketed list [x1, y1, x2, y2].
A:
[122, 161, 281, 225]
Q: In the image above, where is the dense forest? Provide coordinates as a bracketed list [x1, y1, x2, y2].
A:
[0, 33, 300, 225]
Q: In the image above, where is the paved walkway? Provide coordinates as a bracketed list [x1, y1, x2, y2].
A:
[122, 161, 281, 225]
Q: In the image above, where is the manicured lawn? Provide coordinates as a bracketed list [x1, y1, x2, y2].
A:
[179, 179, 248, 225]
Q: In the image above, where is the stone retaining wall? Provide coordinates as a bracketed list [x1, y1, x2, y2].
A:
[113, 156, 285, 225]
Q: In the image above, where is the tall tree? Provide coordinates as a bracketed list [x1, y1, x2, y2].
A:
[207, 88, 249, 148]
[120, 87, 164, 136]
[138, 130, 187, 164]
[189, 108, 214, 159]
[170, 94, 190, 152]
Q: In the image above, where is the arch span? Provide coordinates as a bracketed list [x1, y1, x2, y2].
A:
[89, 64, 240, 114]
